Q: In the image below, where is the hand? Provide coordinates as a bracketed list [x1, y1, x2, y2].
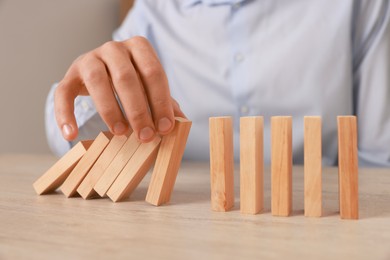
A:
[54, 36, 185, 142]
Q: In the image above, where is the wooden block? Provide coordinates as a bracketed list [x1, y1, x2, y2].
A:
[338, 116, 359, 220]
[271, 116, 292, 217]
[304, 116, 322, 217]
[94, 133, 141, 197]
[77, 134, 129, 199]
[60, 132, 113, 197]
[145, 117, 192, 206]
[240, 116, 263, 215]
[107, 136, 161, 202]
[33, 140, 93, 195]
[209, 116, 234, 212]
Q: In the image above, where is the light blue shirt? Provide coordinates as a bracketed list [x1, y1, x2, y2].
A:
[46, 0, 390, 167]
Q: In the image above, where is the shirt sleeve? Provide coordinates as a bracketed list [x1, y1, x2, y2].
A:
[353, 0, 390, 167]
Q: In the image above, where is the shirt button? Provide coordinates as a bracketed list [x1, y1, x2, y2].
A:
[81, 101, 90, 111]
[234, 53, 245, 63]
[240, 106, 249, 115]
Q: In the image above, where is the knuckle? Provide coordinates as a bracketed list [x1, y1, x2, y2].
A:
[99, 106, 118, 120]
[128, 36, 149, 47]
[142, 64, 163, 80]
[112, 68, 132, 83]
[54, 83, 65, 97]
[54, 82, 70, 99]
[152, 98, 171, 109]
[73, 53, 86, 65]
[54, 98, 68, 122]
[100, 41, 121, 52]
[128, 109, 149, 126]
[76, 51, 95, 66]
[83, 67, 104, 83]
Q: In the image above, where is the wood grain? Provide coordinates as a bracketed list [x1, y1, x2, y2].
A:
[304, 116, 322, 217]
[33, 140, 93, 195]
[209, 116, 234, 212]
[240, 116, 263, 214]
[77, 134, 129, 199]
[94, 133, 141, 197]
[60, 132, 113, 197]
[107, 136, 161, 202]
[271, 116, 292, 217]
[2, 155, 390, 259]
[146, 118, 192, 206]
[338, 116, 359, 220]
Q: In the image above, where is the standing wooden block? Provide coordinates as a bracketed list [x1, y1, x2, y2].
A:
[107, 136, 161, 202]
[77, 134, 129, 199]
[209, 116, 234, 212]
[145, 118, 192, 206]
[240, 116, 263, 214]
[33, 140, 93, 195]
[338, 116, 359, 220]
[94, 133, 141, 197]
[271, 116, 292, 217]
[60, 132, 113, 197]
[304, 116, 322, 217]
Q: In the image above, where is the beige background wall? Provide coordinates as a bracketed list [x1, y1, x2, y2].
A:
[0, 0, 125, 154]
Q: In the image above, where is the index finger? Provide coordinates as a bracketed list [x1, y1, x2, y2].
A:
[54, 79, 80, 141]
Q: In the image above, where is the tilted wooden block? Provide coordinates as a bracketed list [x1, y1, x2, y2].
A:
[60, 132, 113, 197]
[94, 133, 141, 197]
[304, 116, 322, 217]
[107, 136, 161, 202]
[271, 116, 292, 217]
[145, 117, 192, 206]
[209, 116, 234, 212]
[240, 116, 264, 215]
[77, 134, 129, 199]
[33, 140, 93, 195]
[338, 116, 359, 220]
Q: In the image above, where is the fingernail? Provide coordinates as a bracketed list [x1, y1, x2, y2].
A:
[113, 122, 127, 135]
[139, 127, 154, 141]
[158, 117, 172, 133]
[62, 124, 73, 137]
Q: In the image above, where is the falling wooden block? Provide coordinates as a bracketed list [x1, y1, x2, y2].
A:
[33, 140, 93, 195]
[60, 132, 113, 197]
[240, 116, 263, 215]
[271, 116, 292, 217]
[145, 118, 192, 206]
[77, 134, 129, 199]
[94, 133, 141, 197]
[338, 116, 359, 220]
[304, 116, 322, 217]
[209, 116, 234, 212]
[106, 136, 161, 202]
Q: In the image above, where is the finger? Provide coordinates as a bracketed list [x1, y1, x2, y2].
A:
[54, 76, 80, 141]
[126, 37, 175, 135]
[98, 41, 156, 142]
[79, 55, 129, 135]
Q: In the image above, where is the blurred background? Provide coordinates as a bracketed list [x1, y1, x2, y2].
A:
[0, 0, 133, 154]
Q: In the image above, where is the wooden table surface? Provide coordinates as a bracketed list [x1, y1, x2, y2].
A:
[0, 154, 390, 260]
